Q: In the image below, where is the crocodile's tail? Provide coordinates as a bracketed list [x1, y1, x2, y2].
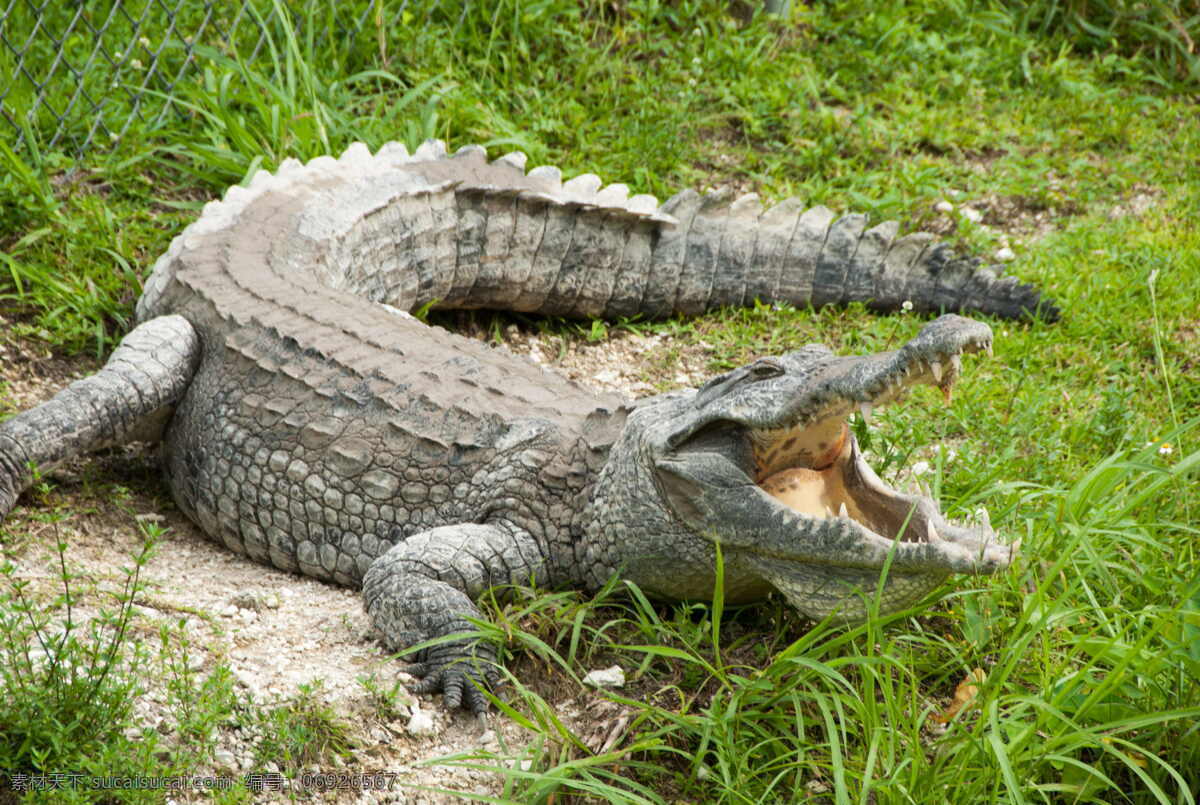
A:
[138, 141, 1057, 326]
[651, 189, 1058, 322]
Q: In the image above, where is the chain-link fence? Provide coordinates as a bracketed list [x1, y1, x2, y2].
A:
[0, 1, 457, 156]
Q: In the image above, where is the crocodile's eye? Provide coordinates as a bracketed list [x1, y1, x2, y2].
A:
[749, 359, 784, 380]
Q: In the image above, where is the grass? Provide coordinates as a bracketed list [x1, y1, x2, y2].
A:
[1, 0, 1199, 802]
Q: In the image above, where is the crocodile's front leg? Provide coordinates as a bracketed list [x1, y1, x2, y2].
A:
[0, 315, 200, 519]
[362, 521, 550, 714]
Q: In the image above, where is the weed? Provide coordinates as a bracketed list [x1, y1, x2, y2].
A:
[358, 670, 416, 722]
[250, 681, 356, 775]
[0, 516, 160, 799]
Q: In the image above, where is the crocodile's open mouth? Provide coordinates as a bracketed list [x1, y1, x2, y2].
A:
[659, 353, 970, 550]
[738, 337, 981, 546]
[749, 416, 939, 545]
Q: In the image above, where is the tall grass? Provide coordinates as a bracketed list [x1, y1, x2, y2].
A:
[1004, 0, 1200, 85]
[144, 0, 445, 188]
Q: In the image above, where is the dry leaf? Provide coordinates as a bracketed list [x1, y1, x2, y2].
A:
[934, 668, 987, 724]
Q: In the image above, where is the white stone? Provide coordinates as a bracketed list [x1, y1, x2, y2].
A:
[213, 748, 238, 769]
[995, 246, 1016, 262]
[961, 206, 983, 223]
[582, 665, 626, 688]
[407, 706, 438, 736]
[594, 369, 620, 384]
[934, 200, 954, 214]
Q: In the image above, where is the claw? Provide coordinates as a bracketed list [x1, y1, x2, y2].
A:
[412, 674, 441, 694]
[443, 675, 465, 711]
[464, 681, 490, 715]
[929, 360, 943, 382]
[404, 661, 431, 679]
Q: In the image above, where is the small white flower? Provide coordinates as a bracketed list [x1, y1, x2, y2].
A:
[901, 300, 914, 312]
[139, 36, 151, 48]
[688, 78, 697, 87]
[131, 58, 143, 69]
[1158, 443, 1173, 456]
[114, 50, 123, 59]
[692, 56, 701, 65]
[911, 461, 931, 477]
[942, 447, 958, 462]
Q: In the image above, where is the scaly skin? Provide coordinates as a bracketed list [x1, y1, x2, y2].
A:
[0, 142, 1035, 712]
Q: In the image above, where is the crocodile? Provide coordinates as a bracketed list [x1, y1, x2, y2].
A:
[0, 141, 1041, 713]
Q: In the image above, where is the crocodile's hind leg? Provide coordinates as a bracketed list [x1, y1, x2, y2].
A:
[362, 521, 549, 713]
[0, 315, 201, 519]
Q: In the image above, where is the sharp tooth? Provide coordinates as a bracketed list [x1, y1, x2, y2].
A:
[926, 521, 940, 542]
[929, 360, 943, 382]
[977, 507, 992, 531]
[838, 502, 849, 519]
[859, 402, 873, 425]
[950, 354, 962, 375]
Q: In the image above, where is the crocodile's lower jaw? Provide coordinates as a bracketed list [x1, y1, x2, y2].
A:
[753, 557, 950, 623]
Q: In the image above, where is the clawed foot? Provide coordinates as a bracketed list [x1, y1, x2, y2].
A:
[403, 643, 499, 715]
